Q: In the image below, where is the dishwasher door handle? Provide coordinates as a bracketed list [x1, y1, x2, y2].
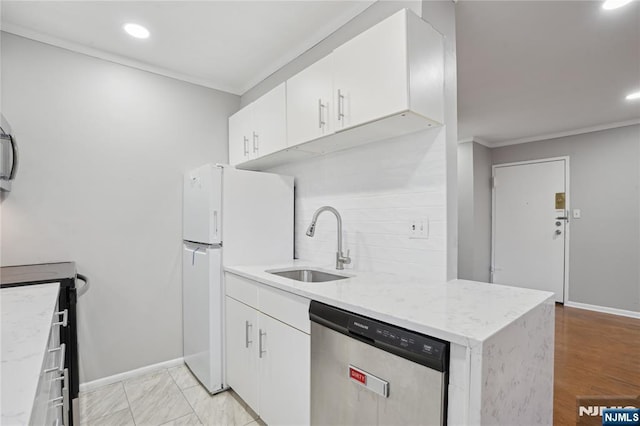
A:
[348, 365, 389, 398]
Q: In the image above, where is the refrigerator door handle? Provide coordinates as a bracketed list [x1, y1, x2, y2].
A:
[213, 211, 218, 239]
[191, 247, 202, 265]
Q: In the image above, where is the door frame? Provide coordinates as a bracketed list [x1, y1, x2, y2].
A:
[491, 156, 570, 303]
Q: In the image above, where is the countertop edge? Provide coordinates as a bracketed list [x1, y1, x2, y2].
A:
[224, 264, 553, 348]
[1, 282, 61, 425]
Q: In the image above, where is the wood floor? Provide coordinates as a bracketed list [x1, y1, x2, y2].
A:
[553, 304, 640, 425]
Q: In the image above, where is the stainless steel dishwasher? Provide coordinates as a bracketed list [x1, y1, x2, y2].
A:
[309, 301, 449, 426]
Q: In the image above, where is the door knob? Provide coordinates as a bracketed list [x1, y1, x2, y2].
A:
[555, 230, 562, 235]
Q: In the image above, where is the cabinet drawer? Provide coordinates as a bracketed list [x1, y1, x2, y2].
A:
[259, 285, 310, 334]
[225, 273, 259, 309]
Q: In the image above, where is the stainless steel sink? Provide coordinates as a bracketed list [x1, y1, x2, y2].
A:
[267, 268, 348, 283]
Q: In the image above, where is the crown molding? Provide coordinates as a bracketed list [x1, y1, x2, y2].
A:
[457, 137, 491, 147]
[2, 24, 242, 95]
[489, 119, 640, 148]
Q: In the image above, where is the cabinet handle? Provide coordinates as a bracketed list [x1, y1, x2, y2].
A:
[53, 310, 68, 328]
[52, 368, 69, 426]
[337, 89, 345, 121]
[50, 396, 63, 407]
[243, 137, 249, 156]
[318, 99, 326, 129]
[46, 343, 66, 374]
[213, 211, 218, 238]
[252, 132, 259, 154]
[258, 329, 266, 358]
[245, 321, 252, 348]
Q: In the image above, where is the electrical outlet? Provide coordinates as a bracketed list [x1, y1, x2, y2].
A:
[409, 218, 429, 239]
[409, 220, 418, 237]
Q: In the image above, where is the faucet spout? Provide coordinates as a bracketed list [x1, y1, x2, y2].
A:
[305, 206, 351, 270]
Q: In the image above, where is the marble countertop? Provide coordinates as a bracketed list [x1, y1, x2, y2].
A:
[225, 261, 554, 347]
[1, 283, 60, 425]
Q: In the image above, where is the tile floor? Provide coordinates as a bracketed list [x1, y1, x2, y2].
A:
[79, 365, 262, 426]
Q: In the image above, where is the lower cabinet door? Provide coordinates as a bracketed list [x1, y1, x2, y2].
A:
[225, 296, 259, 411]
[258, 313, 310, 426]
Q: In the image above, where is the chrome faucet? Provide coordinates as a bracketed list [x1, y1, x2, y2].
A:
[306, 206, 351, 270]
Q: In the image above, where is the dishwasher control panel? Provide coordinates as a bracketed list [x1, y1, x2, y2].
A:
[310, 300, 449, 372]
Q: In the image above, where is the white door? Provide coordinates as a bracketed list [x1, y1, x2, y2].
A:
[183, 243, 223, 392]
[332, 10, 407, 131]
[183, 165, 222, 244]
[258, 313, 310, 426]
[286, 54, 335, 146]
[252, 83, 287, 157]
[225, 296, 259, 410]
[492, 158, 568, 302]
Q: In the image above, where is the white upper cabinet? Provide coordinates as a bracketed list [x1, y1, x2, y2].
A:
[332, 10, 408, 131]
[228, 83, 286, 166]
[252, 83, 287, 157]
[286, 54, 334, 146]
[229, 9, 444, 170]
[228, 103, 253, 166]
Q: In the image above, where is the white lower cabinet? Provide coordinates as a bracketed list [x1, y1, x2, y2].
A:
[257, 313, 310, 426]
[225, 296, 259, 411]
[225, 273, 310, 426]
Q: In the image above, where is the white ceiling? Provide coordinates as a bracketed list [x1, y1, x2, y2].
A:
[3, 1, 638, 145]
[1, 1, 374, 95]
[456, 0, 640, 146]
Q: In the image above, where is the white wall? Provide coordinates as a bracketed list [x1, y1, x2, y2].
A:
[458, 141, 491, 282]
[0, 33, 239, 382]
[492, 125, 640, 313]
[472, 143, 491, 282]
[422, 0, 458, 280]
[457, 143, 474, 279]
[245, 0, 457, 280]
[270, 130, 447, 279]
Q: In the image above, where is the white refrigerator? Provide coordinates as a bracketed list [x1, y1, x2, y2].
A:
[182, 164, 293, 393]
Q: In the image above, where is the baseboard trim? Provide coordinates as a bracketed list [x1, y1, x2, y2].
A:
[564, 301, 640, 319]
[79, 357, 184, 393]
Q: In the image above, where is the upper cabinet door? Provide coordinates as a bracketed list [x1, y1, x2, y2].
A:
[333, 10, 408, 131]
[252, 83, 287, 158]
[286, 55, 334, 146]
[228, 105, 253, 166]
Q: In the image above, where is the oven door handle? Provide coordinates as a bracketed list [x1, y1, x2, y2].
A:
[76, 273, 89, 296]
[8, 133, 18, 180]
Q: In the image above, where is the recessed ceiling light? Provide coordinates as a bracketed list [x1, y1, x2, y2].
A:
[602, 0, 634, 10]
[124, 23, 150, 39]
[626, 91, 640, 101]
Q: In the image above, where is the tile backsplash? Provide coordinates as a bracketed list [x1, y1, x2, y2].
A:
[269, 128, 448, 280]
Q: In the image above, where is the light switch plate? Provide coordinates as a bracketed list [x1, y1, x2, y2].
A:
[573, 209, 581, 219]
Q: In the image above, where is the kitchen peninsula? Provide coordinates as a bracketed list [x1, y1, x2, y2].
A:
[225, 262, 555, 425]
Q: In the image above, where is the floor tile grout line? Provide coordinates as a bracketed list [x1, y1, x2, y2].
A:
[171, 365, 205, 425]
[121, 377, 138, 426]
[176, 378, 205, 425]
[79, 381, 132, 424]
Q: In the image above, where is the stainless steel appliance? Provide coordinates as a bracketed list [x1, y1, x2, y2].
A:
[309, 301, 449, 426]
[0, 114, 18, 192]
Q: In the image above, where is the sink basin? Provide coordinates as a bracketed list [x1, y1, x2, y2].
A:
[267, 268, 348, 283]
